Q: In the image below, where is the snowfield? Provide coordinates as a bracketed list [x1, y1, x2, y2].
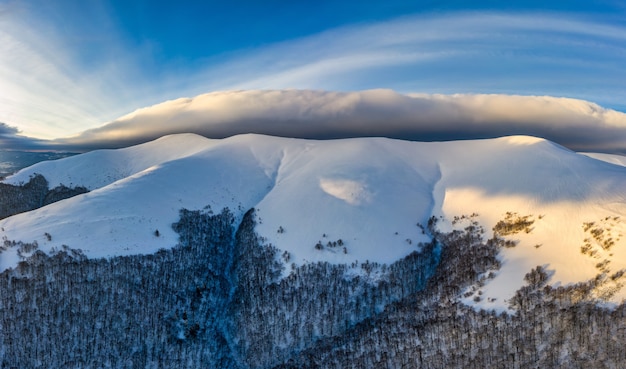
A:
[2, 133, 626, 311]
[581, 152, 626, 167]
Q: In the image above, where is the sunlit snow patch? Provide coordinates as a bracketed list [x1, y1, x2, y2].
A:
[505, 135, 545, 146]
[319, 178, 372, 205]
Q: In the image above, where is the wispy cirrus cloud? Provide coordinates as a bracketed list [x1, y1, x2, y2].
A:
[200, 13, 626, 104]
[1, 6, 626, 142]
[53, 90, 626, 154]
[0, 0, 148, 139]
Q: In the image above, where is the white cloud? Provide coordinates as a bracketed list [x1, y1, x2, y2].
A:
[54, 89, 626, 153]
[1, 9, 626, 141]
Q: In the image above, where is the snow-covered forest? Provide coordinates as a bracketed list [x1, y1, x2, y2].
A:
[0, 199, 624, 367]
[0, 174, 87, 220]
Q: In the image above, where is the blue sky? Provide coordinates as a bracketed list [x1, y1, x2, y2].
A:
[1, 0, 626, 149]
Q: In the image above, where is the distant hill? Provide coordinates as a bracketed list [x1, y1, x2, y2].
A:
[0, 150, 77, 179]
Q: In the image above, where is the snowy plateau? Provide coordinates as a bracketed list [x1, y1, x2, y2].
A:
[1, 133, 626, 368]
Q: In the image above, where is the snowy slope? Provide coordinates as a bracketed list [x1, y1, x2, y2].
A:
[5, 134, 215, 190]
[581, 152, 626, 167]
[2, 134, 626, 311]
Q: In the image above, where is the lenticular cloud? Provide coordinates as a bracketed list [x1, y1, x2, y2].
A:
[56, 89, 626, 153]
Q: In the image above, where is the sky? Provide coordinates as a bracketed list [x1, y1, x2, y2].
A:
[1, 0, 626, 152]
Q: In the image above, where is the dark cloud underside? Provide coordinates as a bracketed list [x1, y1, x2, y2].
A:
[49, 90, 626, 154]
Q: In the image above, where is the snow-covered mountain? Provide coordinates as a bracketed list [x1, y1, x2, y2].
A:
[582, 151, 626, 167]
[2, 133, 626, 312]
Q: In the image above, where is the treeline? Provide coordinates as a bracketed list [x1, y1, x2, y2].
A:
[228, 209, 441, 368]
[0, 202, 625, 368]
[0, 208, 239, 368]
[274, 217, 626, 369]
[0, 174, 88, 219]
[0, 206, 442, 368]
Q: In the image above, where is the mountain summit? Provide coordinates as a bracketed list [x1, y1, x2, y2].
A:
[2, 133, 626, 311]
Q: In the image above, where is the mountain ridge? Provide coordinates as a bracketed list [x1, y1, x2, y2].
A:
[2, 133, 626, 312]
